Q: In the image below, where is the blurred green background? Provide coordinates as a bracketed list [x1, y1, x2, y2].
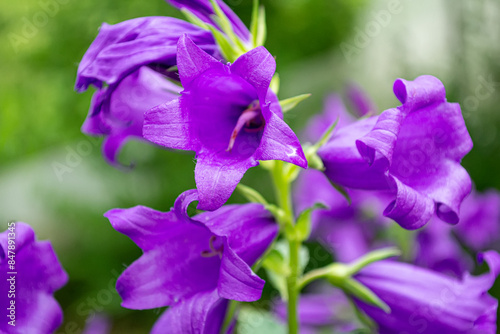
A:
[1, 0, 499, 332]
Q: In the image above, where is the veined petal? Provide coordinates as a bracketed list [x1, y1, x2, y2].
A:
[105, 206, 220, 309]
[194, 152, 258, 211]
[217, 241, 265, 302]
[393, 75, 446, 112]
[143, 97, 199, 151]
[151, 290, 228, 334]
[230, 46, 276, 98]
[177, 34, 225, 88]
[255, 112, 307, 168]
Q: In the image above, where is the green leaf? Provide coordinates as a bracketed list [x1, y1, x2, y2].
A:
[346, 247, 401, 275]
[255, 5, 267, 47]
[180, 8, 209, 30]
[262, 249, 290, 276]
[250, 0, 260, 47]
[328, 180, 352, 206]
[341, 278, 390, 313]
[209, 0, 247, 53]
[279, 93, 311, 113]
[237, 307, 287, 334]
[313, 117, 339, 150]
[236, 184, 268, 205]
[206, 25, 239, 62]
[270, 73, 280, 95]
[295, 203, 328, 241]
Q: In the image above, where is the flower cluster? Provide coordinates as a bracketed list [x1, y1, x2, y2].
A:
[5, 0, 498, 333]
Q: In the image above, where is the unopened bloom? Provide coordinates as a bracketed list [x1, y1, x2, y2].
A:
[144, 35, 307, 210]
[0, 223, 68, 334]
[319, 75, 473, 229]
[105, 189, 277, 334]
[76, 17, 218, 165]
[354, 251, 500, 333]
[167, 0, 251, 44]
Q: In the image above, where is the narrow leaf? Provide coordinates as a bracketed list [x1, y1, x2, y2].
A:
[295, 203, 328, 241]
[342, 278, 391, 313]
[236, 184, 268, 205]
[256, 5, 267, 47]
[207, 25, 239, 62]
[250, 0, 260, 48]
[270, 73, 280, 95]
[279, 93, 311, 113]
[180, 8, 209, 30]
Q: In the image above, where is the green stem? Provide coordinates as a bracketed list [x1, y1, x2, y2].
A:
[286, 239, 300, 334]
[221, 300, 239, 333]
[269, 161, 299, 334]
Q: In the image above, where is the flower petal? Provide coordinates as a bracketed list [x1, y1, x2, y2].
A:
[106, 206, 220, 309]
[143, 97, 199, 151]
[230, 46, 276, 99]
[217, 241, 265, 302]
[151, 290, 228, 334]
[255, 112, 307, 168]
[177, 34, 224, 88]
[194, 152, 258, 211]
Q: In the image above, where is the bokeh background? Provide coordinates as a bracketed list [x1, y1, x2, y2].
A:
[1, 0, 499, 332]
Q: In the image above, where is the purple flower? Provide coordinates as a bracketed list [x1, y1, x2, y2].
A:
[354, 251, 500, 333]
[0, 222, 68, 334]
[319, 75, 473, 229]
[82, 66, 182, 164]
[105, 189, 277, 334]
[76, 17, 218, 165]
[82, 313, 111, 334]
[455, 189, 500, 250]
[415, 220, 473, 278]
[167, 0, 250, 44]
[345, 82, 377, 117]
[144, 35, 307, 210]
[274, 288, 360, 333]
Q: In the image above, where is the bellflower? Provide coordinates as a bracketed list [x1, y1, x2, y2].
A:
[415, 220, 473, 278]
[346, 83, 377, 117]
[167, 0, 251, 44]
[354, 251, 500, 333]
[296, 93, 391, 262]
[274, 288, 360, 334]
[455, 189, 500, 250]
[105, 189, 277, 334]
[76, 17, 219, 164]
[144, 35, 307, 210]
[0, 222, 68, 334]
[319, 75, 473, 229]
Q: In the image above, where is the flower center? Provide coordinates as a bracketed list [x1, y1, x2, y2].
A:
[200, 235, 224, 258]
[226, 100, 264, 152]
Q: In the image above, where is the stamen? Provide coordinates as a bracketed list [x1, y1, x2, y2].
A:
[226, 101, 262, 152]
[200, 236, 224, 258]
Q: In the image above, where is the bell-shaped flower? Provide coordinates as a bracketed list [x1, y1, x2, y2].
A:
[319, 75, 473, 229]
[354, 251, 500, 333]
[144, 35, 306, 210]
[76, 17, 219, 165]
[0, 223, 68, 334]
[105, 189, 278, 334]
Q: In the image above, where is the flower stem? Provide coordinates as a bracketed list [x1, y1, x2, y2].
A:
[270, 160, 299, 334]
[286, 239, 300, 334]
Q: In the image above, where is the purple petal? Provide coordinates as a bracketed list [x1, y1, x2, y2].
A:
[393, 75, 446, 111]
[167, 0, 250, 43]
[194, 153, 258, 211]
[177, 34, 224, 88]
[143, 98, 199, 151]
[354, 252, 500, 333]
[217, 241, 265, 302]
[230, 47, 276, 98]
[105, 206, 220, 309]
[76, 17, 217, 91]
[151, 290, 228, 334]
[0, 223, 68, 334]
[346, 82, 377, 117]
[84, 66, 181, 165]
[255, 112, 307, 168]
[82, 314, 111, 334]
[302, 94, 355, 144]
[455, 190, 500, 250]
